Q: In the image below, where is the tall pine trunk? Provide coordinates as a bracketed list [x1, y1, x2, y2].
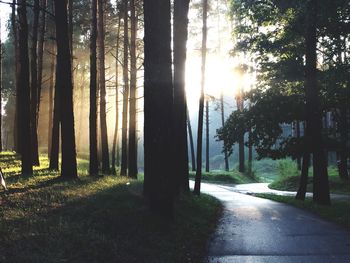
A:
[120, 0, 129, 177]
[54, 0, 77, 179]
[305, 0, 330, 205]
[111, 15, 121, 175]
[144, 0, 175, 217]
[205, 99, 209, 172]
[220, 93, 229, 171]
[97, 0, 110, 173]
[128, 0, 138, 179]
[237, 95, 245, 173]
[12, 0, 19, 153]
[30, 0, 40, 166]
[187, 108, 196, 171]
[173, 0, 190, 192]
[194, 0, 208, 195]
[296, 152, 310, 200]
[0, 21, 2, 152]
[89, 0, 98, 176]
[18, 0, 33, 176]
[48, 45, 55, 158]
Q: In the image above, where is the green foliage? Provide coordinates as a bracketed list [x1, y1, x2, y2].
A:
[189, 170, 256, 184]
[254, 194, 350, 229]
[0, 153, 222, 262]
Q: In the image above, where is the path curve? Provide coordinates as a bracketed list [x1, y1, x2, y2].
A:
[193, 182, 350, 263]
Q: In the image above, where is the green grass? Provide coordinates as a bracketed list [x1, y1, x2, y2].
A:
[269, 166, 350, 194]
[0, 152, 222, 263]
[189, 170, 256, 184]
[254, 193, 350, 229]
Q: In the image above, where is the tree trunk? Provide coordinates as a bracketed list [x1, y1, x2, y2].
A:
[120, 0, 129, 177]
[12, 0, 19, 153]
[187, 108, 196, 171]
[194, 0, 208, 195]
[296, 120, 302, 170]
[97, 0, 110, 173]
[54, 0, 78, 179]
[144, 0, 175, 217]
[89, 0, 98, 176]
[305, 0, 330, 205]
[48, 45, 55, 158]
[0, 22, 2, 152]
[205, 99, 209, 172]
[128, 0, 138, 179]
[30, 0, 40, 166]
[220, 93, 229, 171]
[296, 152, 310, 200]
[36, 0, 47, 121]
[173, 0, 190, 192]
[111, 15, 121, 175]
[339, 108, 349, 179]
[237, 96, 245, 173]
[18, 0, 33, 176]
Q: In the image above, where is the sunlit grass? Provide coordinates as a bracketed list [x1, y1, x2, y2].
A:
[0, 152, 222, 262]
[189, 170, 256, 184]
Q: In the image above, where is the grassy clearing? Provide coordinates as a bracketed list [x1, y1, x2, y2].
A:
[189, 170, 256, 184]
[254, 193, 350, 229]
[268, 163, 350, 194]
[0, 152, 222, 263]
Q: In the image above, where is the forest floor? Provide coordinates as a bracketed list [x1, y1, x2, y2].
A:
[197, 182, 350, 263]
[0, 152, 222, 263]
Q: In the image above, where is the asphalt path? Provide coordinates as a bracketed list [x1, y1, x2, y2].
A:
[191, 182, 350, 263]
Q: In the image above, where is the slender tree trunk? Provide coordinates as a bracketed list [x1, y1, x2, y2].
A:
[89, 0, 98, 176]
[0, 22, 2, 152]
[144, 0, 175, 217]
[97, 0, 110, 173]
[220, 93, 229, 171]
[237, 96, 245, 173]
[128, 0, 138, 179]
[305, 0, 330, 205]
[111, 15, 121, 175]
[205, 99, 209, 172]
[296, 120, 302, 170]
[30, 0, 40, 166]
[187, 108, 196, 171]
[54, 0, 77, 179]
[37, 0, 47, 120]
[339, 108, 349, 179]
[18, 0, 33, 176]
[194, 0, 208, 195]
[120, 0, 129, 177]
[296, 152, 310, 200]
[48, 45, 55, 158]
[173, 0, 190, 191]
[12, 0, 19, 153]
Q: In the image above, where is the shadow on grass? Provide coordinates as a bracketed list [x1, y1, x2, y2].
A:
[0, 177, 221, 263]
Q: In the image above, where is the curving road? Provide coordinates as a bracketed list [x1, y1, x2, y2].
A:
[193, 182, 350, 263]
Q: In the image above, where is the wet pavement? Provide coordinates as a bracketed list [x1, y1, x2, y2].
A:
[190, 182, 350, 263]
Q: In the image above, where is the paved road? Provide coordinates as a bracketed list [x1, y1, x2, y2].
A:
[193, 182, 350, 263]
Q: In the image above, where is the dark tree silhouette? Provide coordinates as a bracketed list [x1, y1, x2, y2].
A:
[0, 21, 2, 152]
[54, 0, 77, 179]
[187, 108, 196, 171]
[17, 0, 33, 176]
[173, 0, 190, 191]
[194, 0, 208, 195]
[97, 0, 110, 173]
[30, 0, 40, 166]
[120, 0, 129, 177]
[89, 0, 98, 176]
[12, 0, 19, 153]
[144, 0, 175, 217]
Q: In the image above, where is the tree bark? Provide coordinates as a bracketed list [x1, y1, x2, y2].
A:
[173, 0, 190, 191]
[296, 120, 302, 170]
[97, 0, 110, 173]
[237, 94, 245, 173]
[30, 0, 40, 166]
[194, 0, 208, 195]
[120, 0, 129, 177]
[48, 44, 55, 158]
[220, 93, 229, 171]
[205, 99, 209, 172]
[18, 0, 33, 176]
[128, 0, 138, 179]
[89, 0, 98, 176]
[0, 21, 2, 152]
[54, 0, 78, 179]
[187, 108, 196, 171]
[36, 0, 47, 122]
[338, 108, 349, 179]
[144, 0, 175, 217]
[12, 0, 19, 153]
[296, 152, 310, 200]
[111, 15, 121, 175]
[305, 0, 330, 205]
